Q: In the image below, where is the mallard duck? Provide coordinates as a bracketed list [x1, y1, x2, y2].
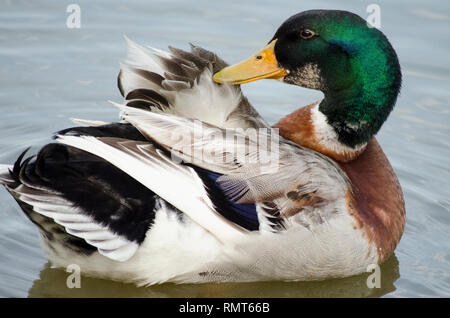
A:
[0, 10, 405, 285]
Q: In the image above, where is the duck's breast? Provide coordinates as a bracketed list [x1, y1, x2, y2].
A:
[339, 138, 406, 263]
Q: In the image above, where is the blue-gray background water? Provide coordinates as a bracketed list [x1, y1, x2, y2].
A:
[0, 0, 449, 297]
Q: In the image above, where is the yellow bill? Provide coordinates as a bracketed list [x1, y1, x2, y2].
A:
[213, 39, 287, 85]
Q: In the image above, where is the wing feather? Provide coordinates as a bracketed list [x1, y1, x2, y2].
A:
[114, 105, 350, 216]
[56, 135, 246, 242]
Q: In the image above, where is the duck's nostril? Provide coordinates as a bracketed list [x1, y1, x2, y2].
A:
[255, 55, 263, 60]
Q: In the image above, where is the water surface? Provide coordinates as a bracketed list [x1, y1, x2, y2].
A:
[0, 0, 449, 297]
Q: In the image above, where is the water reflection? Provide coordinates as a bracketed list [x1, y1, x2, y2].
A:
[28, 255, 400, 298]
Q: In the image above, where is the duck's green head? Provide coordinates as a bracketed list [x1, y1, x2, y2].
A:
[213, 10, 402, 148]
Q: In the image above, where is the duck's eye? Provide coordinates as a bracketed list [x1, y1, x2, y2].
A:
[300, 29, 315, 39]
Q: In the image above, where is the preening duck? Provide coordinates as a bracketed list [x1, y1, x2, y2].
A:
[0, 10, 405, 285]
